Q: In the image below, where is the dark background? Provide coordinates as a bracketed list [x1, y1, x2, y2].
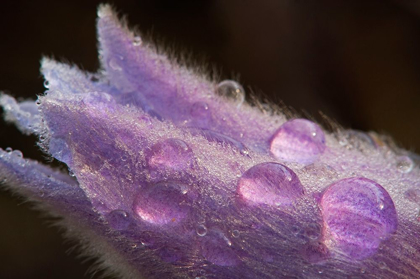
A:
[0, 1, 419, 278]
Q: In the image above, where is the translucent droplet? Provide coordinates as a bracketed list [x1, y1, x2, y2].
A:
[320, 177, 398, 260]
[200, 231, 239, 266]
[11, 150, 23, 158]
[132, 36, 142, 46]
[5, 147, 12, 153]
[69, 170, 75, 177]
[404, 188, 420, 203]
[147, 138, 194, 172]
[270, 119, 326, 164]
[109, 58, 122, 71]
[36, 99, 41, 106]
[190, 101, 211, 127]
[121, 155, 127, 162]
[216, 80, 245, 107]
[396, 156, 414, 173]
[231, 230, 240, 238]
[106, 210, 130, 230]
[43, 80, 50, 89]
[237, 162, 304, 206]
[133, 182, 190, 225]
[196, 224, 208, 237]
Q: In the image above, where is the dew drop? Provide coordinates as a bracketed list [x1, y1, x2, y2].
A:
[11, 150, 23, 158]
[270, 119, 326, 164]
[132, 36, 142, 46]
[196, 224, 208, 237]
[147, 138, 194, 172]
[109, 58, 122, 71]
[231, 230, 240, 238]
[237, 162, 304, 207]
[216, 80, 245, 107]
[200, 231, 239, 266]
[5, 147, 12, 153]
[396, 156, 414, 173]
[320, 177, 398, 260]
[190, 101, 210, 125]
[133, 182, 190, 225]
[43, 80, 50, 89]
[106, 210, 131, 230]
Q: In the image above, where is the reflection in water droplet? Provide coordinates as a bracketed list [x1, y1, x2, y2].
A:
[321, 177, 398, 260]
[106, 210, 131, 230]
[200, 231, 239, 266]
[196, 224, 208, 237]
[216, 80, 245, 107]
[396, 156, 414, 173]
[237, 162, 304, 206]
[270, 119, 326, 164]
[133, 182, 190, 225]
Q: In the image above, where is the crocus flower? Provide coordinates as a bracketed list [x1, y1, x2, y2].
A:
[1, 4, 419, 279]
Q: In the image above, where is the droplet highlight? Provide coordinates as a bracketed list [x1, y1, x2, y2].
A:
[200, 231, 239, 266]
[196, 224, 208, 237]
[216, 80, 245, 107]
[237, 162, 304, 206]
[270, 119, 326, 164]
[320, 177, 398, 260]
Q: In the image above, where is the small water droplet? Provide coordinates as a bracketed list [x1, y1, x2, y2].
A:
[132, 36, 142, 46]
[196, 224, 208, 237]
[216, 80, 245, 107]
[270, 119, 326, 164]
[5, 147, 12, 153]
[396, 156, 414, 173]
[237, 162, 304, 206]
[147, 138, 194, 172]
[69, 170, 75, 177]
[36, 99, 41, 105]
[106, 210, 131, 230]
[43, 80, 50, 89]
[121, 155, 127, 162]
[11, 150, 23, 158]
[231, 230, 240, 238]
[109, 58, 122, 71]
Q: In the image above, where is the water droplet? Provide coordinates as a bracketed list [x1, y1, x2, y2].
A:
[11, 150, 23, 158]
[404, 188, 420, 203]
[109, 58, 122, 71]
[147, 138, 194, 172]
[200, 231, 239, 266]
[320, 177, 398, 260]
[196, 224, 208, 237]
[231, 230, 240, 238]
[216, 80, 245, 107]
[36, 99, 41, 106]
[43, 80, 50, 89]
[132, 36, 142, 46]
[396, 156, 414, 173]
[133, 182, 190, 225]
[5, 147, 12, 153]
[270, 119, 326, 164]
[190, 102, 211, 127]
[121, 155, 127, 162]
[106, 210, 131, 230]
[237, 162, 304, 207]
[69, 170, 75, 177]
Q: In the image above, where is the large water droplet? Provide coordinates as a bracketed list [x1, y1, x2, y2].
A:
[396, 156, 414, 173]
[133, 182, 190, 225]
[106, 210, 131, 230]
[320, 177, 398, 260]
[147, 138, 194, 172]
[216, 80, 245, 107]
[237, 162, 304, 207]
[270, 119, 326, 164]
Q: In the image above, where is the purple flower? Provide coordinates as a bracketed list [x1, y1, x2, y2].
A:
[1, 4, 420, 278]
